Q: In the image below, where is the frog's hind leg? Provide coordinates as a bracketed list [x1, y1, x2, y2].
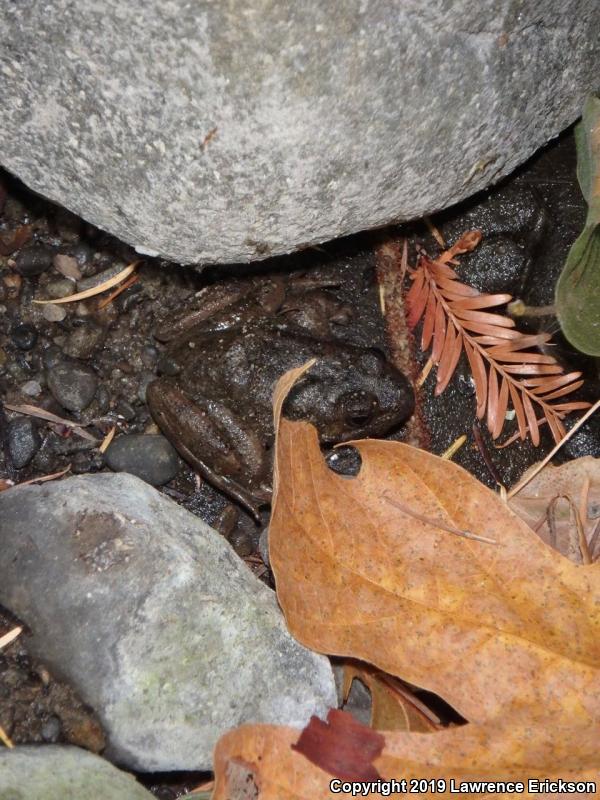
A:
[146, 380, 271, 522]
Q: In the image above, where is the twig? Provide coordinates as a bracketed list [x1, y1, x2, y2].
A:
[98, 425, 117, 454]
[384, 495, 498, 545]
[97, 272, 139, 309]
[416, 357, 433, 388]
[508, 397, 600, 498]
[441, 435, 466, 460]
[472, 422, 503, 486]
[3, 403, 96, 442]
[0, 626, 22, 649]
[0, 724, 14, 749]
[9, 464, 71, 489]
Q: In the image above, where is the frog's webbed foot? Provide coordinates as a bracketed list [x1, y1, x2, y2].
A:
[146, 380, 271, 522]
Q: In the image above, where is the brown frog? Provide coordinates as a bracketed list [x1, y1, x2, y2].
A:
[147, 274, 414, 518]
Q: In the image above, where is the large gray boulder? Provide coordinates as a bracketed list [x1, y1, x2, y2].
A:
[0, 1, 598, 265]
[0, 474, 336, 772]
[0, 746, 154, 800]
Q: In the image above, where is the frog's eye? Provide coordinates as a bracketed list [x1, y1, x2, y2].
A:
[337, 390, 380, 427]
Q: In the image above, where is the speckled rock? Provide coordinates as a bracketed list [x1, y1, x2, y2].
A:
[46, 360, 97, 411]
[0, 746, 154, 800]
[0, 1, 598, 264]
[0, 474, 336, 771]
[7, 416, 40, 469]
[104, 433, 180, 485]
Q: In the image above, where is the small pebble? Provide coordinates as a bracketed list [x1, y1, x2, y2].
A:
[157, 355, 181, 376]
[104, 434, 180, 486]
[42, 303, 67, 322]
[141, 344, 159, 370]
[45, 278, 75, 299]
[71, 450, 104, 474]
[41, 715, 62, 743]
[228, 528, 253, 558]
[47, 360, 98, 411]
[68, 242, 94, 266]
[7, 417, 41, 469]
[11, 322, 38, 350]
[63, 321, 105, 359]
[42, 345, 64, 370]
[114, 398, 137, 422]
[20, 379, 43, 398]
[15, 243, 54, 276]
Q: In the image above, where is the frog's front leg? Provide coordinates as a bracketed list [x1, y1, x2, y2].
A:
[146, 380, 271, 521]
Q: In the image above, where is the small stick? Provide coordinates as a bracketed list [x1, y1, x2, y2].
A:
[0, 626, 22, 649]
[384, 495, 498, 545]
[441, 434, 467, 460]
[0, 723, 14, 749]
[97, 272, 139, 309]
[98, 425, 117, 454]
[378, 283, 386, 315]
[472, 422, 503, 487]
[3, 403, 96, 443]
[424, 216, 445, 248]
[507, 299, 556, 318]
[508, 397, 600, 498]
[10, 464, 71, 490]
[416, 357, 433, 388]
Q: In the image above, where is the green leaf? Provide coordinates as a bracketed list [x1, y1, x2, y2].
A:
[556, 96, 600, 356]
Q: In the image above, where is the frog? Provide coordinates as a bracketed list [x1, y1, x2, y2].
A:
[147, 272, 414, 519]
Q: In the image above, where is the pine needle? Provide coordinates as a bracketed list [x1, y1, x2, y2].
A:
[0, 724, 14, 749]
[0, 626, 22, 650]
[3, 403, 96, 442]
[33, 261, 139, 305]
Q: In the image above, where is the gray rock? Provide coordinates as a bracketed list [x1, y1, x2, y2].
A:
[0, 745, 154, 800]
[0, 474, 336, 771]
[20, 379, 43, 398]
[7, 416, 40, 469]
[14, 243, 54, 276]
[41, 303, 67, 322]
[46, 360, 97, 411]
[0, 2, 598, 265]
[104, 433, 180, 486]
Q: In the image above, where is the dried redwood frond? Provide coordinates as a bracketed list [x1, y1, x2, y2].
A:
[406, 232, 589, 445]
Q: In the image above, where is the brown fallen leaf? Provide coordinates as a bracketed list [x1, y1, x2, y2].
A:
[213, 713, 600, 799]
[342, 662, 441, 732]
[212, 365, 600, 796]
[509, 456, 600, 564]
[270, 364, 600, 727]
[292, 709, 384, 780]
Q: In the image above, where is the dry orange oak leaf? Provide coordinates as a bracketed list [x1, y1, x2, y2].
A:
[212, 365, 600, 797]
[213, 714, 600, 799]
[269, 365, 600, 726]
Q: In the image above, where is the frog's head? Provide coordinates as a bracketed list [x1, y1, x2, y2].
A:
[283, 348, 414, 442]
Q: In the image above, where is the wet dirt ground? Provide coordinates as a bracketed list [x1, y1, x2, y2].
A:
[0, 127, 597, 796]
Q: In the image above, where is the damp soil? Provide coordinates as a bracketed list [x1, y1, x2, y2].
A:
[0, 126, 597, 793]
